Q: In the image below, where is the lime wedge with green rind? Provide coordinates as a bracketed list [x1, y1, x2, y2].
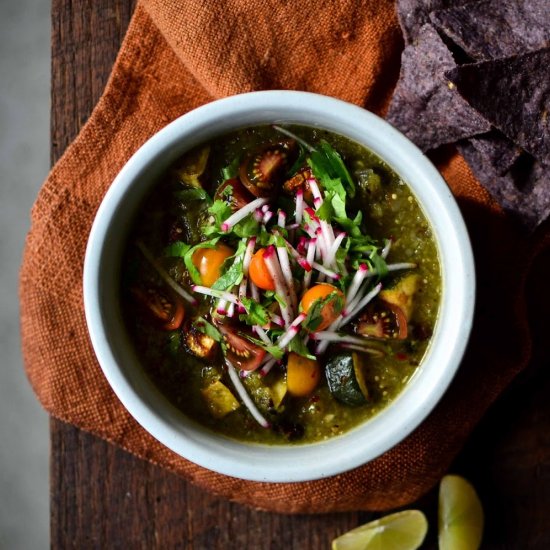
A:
[332, 510, 428, 550]
[439, 475, 484, 550]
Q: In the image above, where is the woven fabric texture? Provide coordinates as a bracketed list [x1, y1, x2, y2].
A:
[19, 0, 549, 513]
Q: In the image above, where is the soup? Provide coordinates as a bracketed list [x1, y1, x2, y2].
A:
[120, 125, 441, 444]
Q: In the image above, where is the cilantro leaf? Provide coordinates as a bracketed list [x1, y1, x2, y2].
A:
[238, 297, 270, 326]
[303, 291, 344, 332]
[256, 226, 274, 247]
[270, 232, 287, 248]
[231, 216, 261, 238]
[307, 150, 333, 184]
[306, 141, 358, 231]
[211, 259, 243, 290]
[221, 183, 233, 198]
[287, 333, 316, 360]
[318, 140, 355, 197]
[331, 193, 347, 220]
[272, 292, 287, 310]
[368, 251, 388, 278]
[208, 199, 233, 226]
[211, 239, 247, 290]
[334, 211, 363, 238]
[164, 241, 191, 257]
[315, 197, 334, 221]
[306, 139, 355, 211]
[334, 236, 351, 273]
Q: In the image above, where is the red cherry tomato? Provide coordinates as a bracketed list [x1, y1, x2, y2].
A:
[217, 321, 266, 371]
[356, 300, 408, 339]
[239, 141, 297, 198]
[131, 285, 185, 331]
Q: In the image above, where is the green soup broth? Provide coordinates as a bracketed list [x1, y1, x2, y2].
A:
[120, 125, 441, 445]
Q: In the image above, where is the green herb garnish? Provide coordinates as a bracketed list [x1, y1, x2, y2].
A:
[194, 318, 222, 342]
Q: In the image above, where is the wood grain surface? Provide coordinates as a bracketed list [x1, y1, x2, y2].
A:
[50, 0, 550, 547]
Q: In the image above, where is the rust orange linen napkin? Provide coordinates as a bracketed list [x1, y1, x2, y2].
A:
[19, 0, 550, 513]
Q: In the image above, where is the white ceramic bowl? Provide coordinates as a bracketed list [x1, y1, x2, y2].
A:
[84, 91, 475, 482]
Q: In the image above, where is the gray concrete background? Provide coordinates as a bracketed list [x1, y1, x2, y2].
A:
[0, 0, 50, 548]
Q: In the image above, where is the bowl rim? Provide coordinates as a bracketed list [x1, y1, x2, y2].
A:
[83, 90, 475, 482]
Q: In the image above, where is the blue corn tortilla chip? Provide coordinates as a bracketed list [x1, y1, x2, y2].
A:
[393, 1, 550, 228]
[386, 24, 490, 152]
[468, 132, 523, 176]
[458, 139, 550, 231]
[430, 0, 550, 61]
[447, 48, 550, 164]
[396, 0, 472, 44]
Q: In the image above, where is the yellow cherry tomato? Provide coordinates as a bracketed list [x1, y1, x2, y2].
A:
[300, 283, 344, 332]
[249, 248, 276, 291]
[192, 243, 234, 287]
[286, 352, 321, 397]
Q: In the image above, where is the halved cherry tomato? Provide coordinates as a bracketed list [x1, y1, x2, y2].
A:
[300, 283, 345, 332]
[286, 352, 321, 397]
[356, 299, 408, 340]
[249, 248, 276, 291]
[214, 178, 254, 211]
[239, 140, 297, 198]
[192, 243, 234, 287]
[131, 285, 185, 331]
[216, 321, 266, 371]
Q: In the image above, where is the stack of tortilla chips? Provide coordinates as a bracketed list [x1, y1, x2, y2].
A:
[388, 0, 549, 230]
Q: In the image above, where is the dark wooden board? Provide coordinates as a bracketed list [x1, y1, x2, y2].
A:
[50, 1, 550, 547]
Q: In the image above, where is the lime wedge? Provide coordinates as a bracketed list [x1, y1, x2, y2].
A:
[332, 510, 428, 550]
[439, 475, 484, 550]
